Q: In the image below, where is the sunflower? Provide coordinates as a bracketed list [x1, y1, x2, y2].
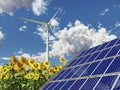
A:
[59, 57, 66, 63]
[19, 56, 28, 65]
[32, 63, 40, 70]
[42, 61, 50, 69]
[58, 65, 63, 70]
[29, 73, 34, 79]
[34, 74, 39, 80]
[3, 74, 9, 80]
[10, 56, 18, 64]
[28, 58, 35, 66]
[3, 66, 9, 73]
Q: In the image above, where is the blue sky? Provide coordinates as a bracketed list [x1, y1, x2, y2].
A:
[0, 0, 120, 66]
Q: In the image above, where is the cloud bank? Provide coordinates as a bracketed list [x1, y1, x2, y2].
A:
[50, 20, 117, 57]
[0, 0, 50, 16]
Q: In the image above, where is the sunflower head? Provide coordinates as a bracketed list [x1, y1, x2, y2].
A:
[59, 57, 66, 63]
[11, 56, 18, 63]
[34, 74, 39, 80]
[28, 58, 35, 65]
[19, 56, 28, 65]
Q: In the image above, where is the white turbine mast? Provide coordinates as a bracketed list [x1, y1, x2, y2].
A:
[19, 8, 61, 62]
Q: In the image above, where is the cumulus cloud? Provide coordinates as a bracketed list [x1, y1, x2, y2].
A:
[19, 25, 27, 32]
[0, 0, 50, 16]
[100, 8, 110, 16]
[32, 0, 50, 16]
[0, 31, 4, 46]
[49, 20, 117, 57]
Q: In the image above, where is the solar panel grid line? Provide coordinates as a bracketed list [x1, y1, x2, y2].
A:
[51, 72, 120, 83]
[111, 75, 120, 90]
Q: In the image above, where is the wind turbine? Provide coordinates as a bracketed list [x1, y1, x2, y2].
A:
[19, 8, 61, 62]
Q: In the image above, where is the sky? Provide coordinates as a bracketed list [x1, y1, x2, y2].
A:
[0, 0, 120, 66]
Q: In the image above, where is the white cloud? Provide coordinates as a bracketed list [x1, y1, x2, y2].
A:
[0, 57, 10, 60]
[0, 31, 4, 46]
[0, 0, 50, 16]
[19, 25, 27, 32]
[49, 20, 117, 57]
[32, 0, 50, 16]
[100, 8, 110, 16]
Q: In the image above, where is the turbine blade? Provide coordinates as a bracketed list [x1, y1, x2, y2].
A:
[49, 27, 56, 37]
[18, 17, 47, 25]
[48, 8, 61, 24]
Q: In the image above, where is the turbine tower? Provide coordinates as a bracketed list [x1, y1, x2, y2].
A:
[19, 9, 60, 61]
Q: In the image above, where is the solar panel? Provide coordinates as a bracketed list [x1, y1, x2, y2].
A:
[40, 38, 120, 90]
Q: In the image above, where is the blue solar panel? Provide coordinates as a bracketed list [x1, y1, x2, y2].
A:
[81, 61, 100, 76]
[59, 80, 75, 90]
[94, 75, 117, 90]
[92, 58, 112, 75]
[87, 52, 100, 62]
[52, 81, 66, 90]
[113, 77, 120, 90]
[69, 79, 86, 90]
[80, 77, 100, 90]
[71, 64, 89, 78]
[95, 48, 111, 60]
[106, 56, 120, 73]
[40, 38, 120, 90]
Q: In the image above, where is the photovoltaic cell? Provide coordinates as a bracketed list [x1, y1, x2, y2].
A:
[92, 58, 112, 75]
[80, 77, 100, 90]
[94, 75, 117, 90]
[95, 48, 110, 60]
[69, 79, 86, 90]
[106, 56, 120, 73]
[41, 38, 120, 90]
[81, 61, 100, 76]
